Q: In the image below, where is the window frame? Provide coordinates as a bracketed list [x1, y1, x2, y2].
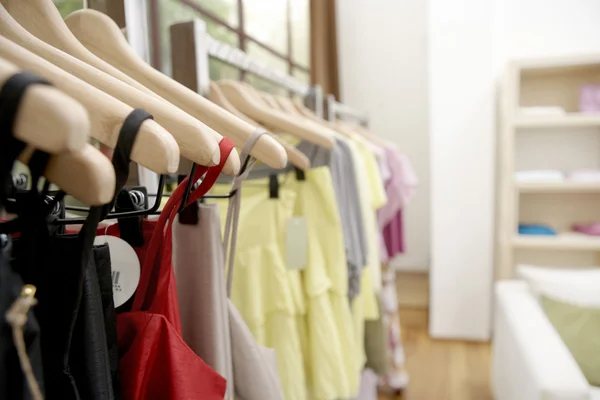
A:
[148, 0, 309, 80]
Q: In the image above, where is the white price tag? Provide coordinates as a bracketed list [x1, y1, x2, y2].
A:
[94, 235, 140, 308]
[286, 217, 308, 270]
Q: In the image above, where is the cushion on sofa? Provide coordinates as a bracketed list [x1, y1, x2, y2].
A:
[517, 265, 600, 307]
[540, 295, 600, 386]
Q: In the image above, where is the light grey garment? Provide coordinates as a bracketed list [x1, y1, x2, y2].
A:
[229, 302, 284, 400]
[297, 139, 368, 301]
[172, 203, 235, 398]
[351, 368, 379, 400]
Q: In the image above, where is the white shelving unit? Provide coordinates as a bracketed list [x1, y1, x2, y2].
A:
[512, 233, 600, 251]
[516, 181, 600, 193]
[515, 113, 600, 128]
[496, 54, 600, 279]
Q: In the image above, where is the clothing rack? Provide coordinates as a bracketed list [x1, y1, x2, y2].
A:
[188, 19, 324, 117]
[326, 94, 369, 127]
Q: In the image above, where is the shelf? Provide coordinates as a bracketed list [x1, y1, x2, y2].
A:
[513, 233, 600, 251]
[515, 113, 600, 129]
[517, 181, 600, 193]
[514, 54, 600, 72]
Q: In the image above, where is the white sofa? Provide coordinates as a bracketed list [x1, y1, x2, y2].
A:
[492, 281, 599, 400]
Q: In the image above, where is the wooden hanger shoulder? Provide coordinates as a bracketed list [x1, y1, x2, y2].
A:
[339, 121, 389, 147]
[292, 97, 323, 121]
[18, 144, 116, 206]
[259, 92, 283, 110]
[275, 95, 303, 116]
[0, 5, 227, 173]
[218, 80, 336, 149]
[0, 56, 89, 153]
[1, 0, 161, 98]
[0, 35, 180, 174]
[208, 82, 311, 170]
[271, 134, 310, 171]
[64, 9, 277, 172]
[290, 98, 362, 142]
[208, 82, 257, 125]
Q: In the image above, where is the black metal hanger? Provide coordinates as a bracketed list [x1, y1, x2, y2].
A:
[53, 174, 166, 225]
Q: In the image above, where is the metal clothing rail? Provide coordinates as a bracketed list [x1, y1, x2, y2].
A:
[205, 36, 309, 97]
[183, 18, 323, 116]
[188, 19, 310, 97]
[326, 94, 369, 127]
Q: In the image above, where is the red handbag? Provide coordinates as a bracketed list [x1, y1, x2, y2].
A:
[110, 138, 235, 400]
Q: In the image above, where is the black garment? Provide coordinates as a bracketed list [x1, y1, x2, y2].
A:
[0, 72, 49, 400]
[0, 238, 44, 400]
[12, 109, 152, 400]
[94, 244, 120, 396]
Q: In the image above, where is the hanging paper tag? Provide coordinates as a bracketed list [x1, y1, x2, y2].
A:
[94, 235, 140, 308]
[286, 217, 308, 270]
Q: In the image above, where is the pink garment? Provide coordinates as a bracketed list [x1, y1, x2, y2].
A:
[378, 266, 410, 391]
[377, 147, 417, 229]
[372, 145, 414, 392]
[377, 147, 417, 260]
[384, 211, 404, 258]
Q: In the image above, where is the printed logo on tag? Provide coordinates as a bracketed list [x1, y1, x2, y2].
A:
[286, 217, 308, 270]
[94, 235, 140, 307]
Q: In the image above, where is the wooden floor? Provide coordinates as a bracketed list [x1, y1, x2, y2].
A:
[379, 308, 493, 400]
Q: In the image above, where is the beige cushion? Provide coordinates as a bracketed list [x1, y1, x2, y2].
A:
[540, 295, 600, 386]
[517, 265, 600, 307]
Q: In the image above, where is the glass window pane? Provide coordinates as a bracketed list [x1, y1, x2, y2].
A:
[187, 0, 238, 27]
[246, 42, 288, 74]
[158, 0, 238, 77]
[209, 59, 241, 81]
[244, 74, 288, 96]
[292, 68, 310, 85]
[53, 0, 83, 17]
[290, 0, 309, 67]
[243, 0, 288, 54]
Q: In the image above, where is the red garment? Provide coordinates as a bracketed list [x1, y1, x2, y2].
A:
[105, 138, 235, 400]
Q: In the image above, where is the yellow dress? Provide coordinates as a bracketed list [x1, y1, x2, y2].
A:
[352, 137, 388, 292]
[212, 165, 362, 399]
[212, 178, 308, 400]
[293, 166, 359, 399]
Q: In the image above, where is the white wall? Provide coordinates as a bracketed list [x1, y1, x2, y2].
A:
[428, 0, 497, 340]
[495, 0, 600, 62]
[336, 0, 430, 272]
[429, 0, 600, 340]
[337, 0, 600, 340]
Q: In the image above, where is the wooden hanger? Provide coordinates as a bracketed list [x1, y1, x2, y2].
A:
[274, 95, 304, 116]
[337, 120, 390, 148]
[217, 80, 336, 149]
[0, 58, 115, 204]
[18, 145, 116, 206]
[0, 5, 234, 174]
[289, 97, 370, 142]
[0, 35, 180, 174]
[4, 1, 243, 175]
[1, 0, 161, 99]
[208, 81, 257, 125]
[0, 56, 89, 154]
[209, 82, 309, 170]
[258, 92, 283, 110]
[292, 97, 324, 121]
[63, 9, 280, 171]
